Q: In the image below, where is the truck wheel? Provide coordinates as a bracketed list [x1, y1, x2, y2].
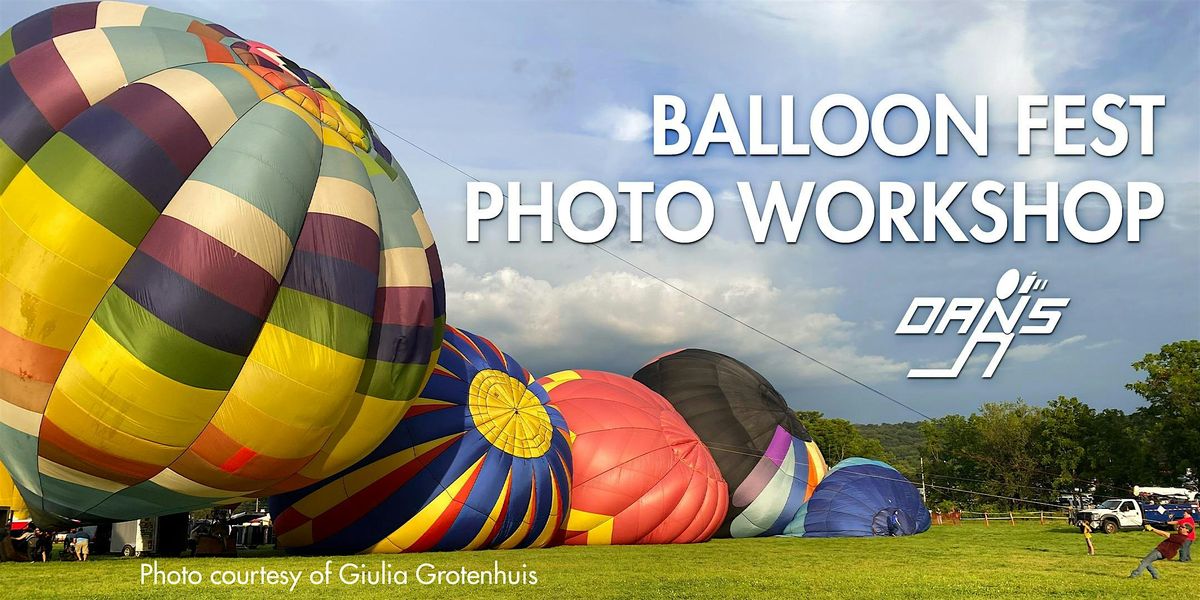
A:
[121, 544, 134, 557]
[1102, 520, 1119, 535]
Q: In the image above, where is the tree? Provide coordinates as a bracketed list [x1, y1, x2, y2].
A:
[967, 401, 1041, 504]
[1082, 408, 1152, 491]
[920, 414, 985, 507]
[796, 411, 892, 466]
[1127, 340, 1200, 477]
[854, 422, 923, 473]
[1032, 396, 1095, 490]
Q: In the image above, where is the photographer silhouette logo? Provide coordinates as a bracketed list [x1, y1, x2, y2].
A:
[897, 269, 1071, 379]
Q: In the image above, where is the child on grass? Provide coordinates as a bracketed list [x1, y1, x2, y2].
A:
[1129, 522, 1192, 579]
[1080, 521, 1095, 556]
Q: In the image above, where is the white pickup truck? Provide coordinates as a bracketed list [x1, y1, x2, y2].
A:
[1075, 497, 1199, 534]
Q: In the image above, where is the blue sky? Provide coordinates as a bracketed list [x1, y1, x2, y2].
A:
[5, 1, 1198, 423]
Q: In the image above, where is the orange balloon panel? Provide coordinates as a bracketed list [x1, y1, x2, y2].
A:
[540, 370, 727, 545]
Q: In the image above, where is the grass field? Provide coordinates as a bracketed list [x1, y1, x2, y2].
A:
[1, 523, 1193, 598]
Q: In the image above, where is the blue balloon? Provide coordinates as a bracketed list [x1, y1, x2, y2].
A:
[785, 458, 930, 537]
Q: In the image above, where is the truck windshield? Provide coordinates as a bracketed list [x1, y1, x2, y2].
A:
[1098, 500, 1123, 509]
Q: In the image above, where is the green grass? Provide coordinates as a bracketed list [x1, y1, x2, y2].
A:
[1, 523, 1193, 598]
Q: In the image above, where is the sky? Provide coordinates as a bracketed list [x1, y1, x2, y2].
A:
[4, 0, 1197, 423]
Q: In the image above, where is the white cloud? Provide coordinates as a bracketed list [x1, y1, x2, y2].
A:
[716, 188, 742, 204]
[1084, 339, 1119, 351]
[1006, 334, 1088, 362]
[442, 262, 909, 386]
[584, 105, 651, 142]
[940, 4, 1041, 110]
[921, 333, 1090, 374]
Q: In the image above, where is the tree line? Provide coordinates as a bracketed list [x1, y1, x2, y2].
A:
[798, 340, 1199, 511]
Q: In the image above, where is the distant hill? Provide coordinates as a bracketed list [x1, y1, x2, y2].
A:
[854, 421, 924, 474]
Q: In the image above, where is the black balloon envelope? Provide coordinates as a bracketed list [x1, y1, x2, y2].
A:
[633, 349, 828, 537]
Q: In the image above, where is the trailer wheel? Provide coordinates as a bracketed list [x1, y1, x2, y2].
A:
[121, 544, 134, 557]
[1102, 519, 1119, 535]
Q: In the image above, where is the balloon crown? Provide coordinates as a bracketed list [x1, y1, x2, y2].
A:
[229, 39, 377, 153]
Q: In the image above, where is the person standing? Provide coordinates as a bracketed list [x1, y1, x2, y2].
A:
[1130, 523, 1192, 579]
[1080, 521, 1096, 556]
[29, 527, 50, 563]
[74, 528, 91, 562]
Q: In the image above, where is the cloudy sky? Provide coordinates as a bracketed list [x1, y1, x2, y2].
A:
[5, 1, 1197, 423]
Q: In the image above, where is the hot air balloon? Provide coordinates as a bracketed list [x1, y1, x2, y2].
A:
[785, 458, 931, 537]
[633, 349, 827, 538]
[539, 370, 727, 545]
[270, 326, 572, 554]
[0, 2, 446, 522]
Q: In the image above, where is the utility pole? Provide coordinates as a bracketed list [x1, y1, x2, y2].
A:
[920, 457, 927, 502]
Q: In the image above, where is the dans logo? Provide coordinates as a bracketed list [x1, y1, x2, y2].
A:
[896, 269, 1070, 379]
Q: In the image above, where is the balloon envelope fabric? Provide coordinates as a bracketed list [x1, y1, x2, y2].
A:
[633, 349, 827, 538]
[539, 370, 727, 545]
[785, 458, 931, 538]
[270, 326, 572, 554]
[0, 461, 29, 521]
[0, 2, 446, 522]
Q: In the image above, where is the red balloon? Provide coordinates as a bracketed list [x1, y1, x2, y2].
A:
[540, 370, 727, 545]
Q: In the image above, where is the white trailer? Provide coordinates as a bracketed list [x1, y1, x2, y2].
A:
[109, 519, 156, 557]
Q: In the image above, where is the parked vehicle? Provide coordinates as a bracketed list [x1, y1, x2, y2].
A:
[229, 512, 273, 549]
[1076, 497, 1200, 534]
[109, 519, 155, 557]
[1056, 493, 1093, 511]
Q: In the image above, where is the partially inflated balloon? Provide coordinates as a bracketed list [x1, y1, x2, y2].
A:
[539, 370, 727, 545]
[784, 458, 930, 537]
[0, 2, 445, 522]
[271, 326, 572, 554]
[633, 349, 827, 538]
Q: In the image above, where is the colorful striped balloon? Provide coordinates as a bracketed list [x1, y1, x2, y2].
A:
[270, 326, 572, 554]
[540, 370, 728, 546]
[0, 2, 446, 521]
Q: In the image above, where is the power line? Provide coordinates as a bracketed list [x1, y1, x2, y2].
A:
[704, 441, 1071, 510]
[925, 472, 1061, 494]
[704, 441, 1084, 504]
[367, 119, 934, 422]
[362, 124, 1135, 505]
[840, 469, 1073, 511]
